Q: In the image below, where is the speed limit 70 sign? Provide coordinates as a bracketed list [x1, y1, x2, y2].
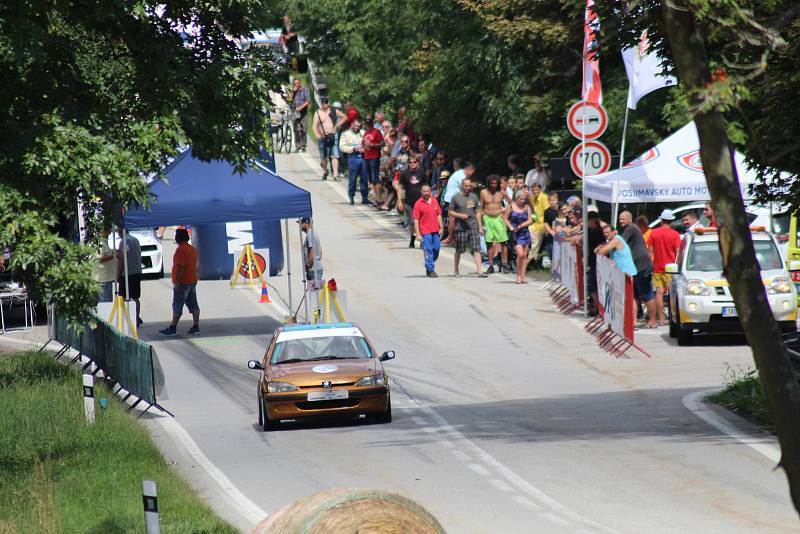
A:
[570, 141, 611, 177]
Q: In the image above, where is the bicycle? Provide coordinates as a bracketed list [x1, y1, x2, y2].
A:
[271, 108, 296, 153]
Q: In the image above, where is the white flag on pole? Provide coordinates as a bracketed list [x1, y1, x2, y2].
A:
[622, 31, 676, 110]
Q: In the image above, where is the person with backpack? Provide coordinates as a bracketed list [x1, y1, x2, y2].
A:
[312, 97, 338, 180]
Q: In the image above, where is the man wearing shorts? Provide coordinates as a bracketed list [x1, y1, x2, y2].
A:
[449, 178, 487, 278]
[312, 97, 336, 180]
[159, 229, 200, 336]
[480, 174, 509, 273]
[650, 209, 682, 325]
[116, 228, 142, 326]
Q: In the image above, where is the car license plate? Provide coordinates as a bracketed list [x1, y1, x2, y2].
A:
[722, 307, 738, 317]
[307, 390, 349, 401]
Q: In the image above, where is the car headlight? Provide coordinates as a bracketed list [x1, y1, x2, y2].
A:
[767, 277, 793, 295]
[267, 381, 299, 393]
[355, 374, 386, 387]
[685, 279, 711, 296]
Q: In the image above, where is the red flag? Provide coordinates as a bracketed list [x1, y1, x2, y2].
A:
[582, 0, 602, 104]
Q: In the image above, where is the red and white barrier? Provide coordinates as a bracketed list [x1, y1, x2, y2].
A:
[584, 256, 650, 358]
[548, 241, 584, 314]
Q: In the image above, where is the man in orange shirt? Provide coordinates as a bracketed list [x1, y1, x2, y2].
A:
[159, 228, 200, 336]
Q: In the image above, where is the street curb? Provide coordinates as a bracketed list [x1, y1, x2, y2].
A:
[681, 389, 780, 464]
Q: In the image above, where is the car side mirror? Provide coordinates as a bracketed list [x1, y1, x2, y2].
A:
[665, 263, 678, 273]
[380, 351, 396, 362]
[247, 360, 264, 370]
[789, 260, 800, 271]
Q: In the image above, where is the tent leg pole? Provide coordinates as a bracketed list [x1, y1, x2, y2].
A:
[299, 223, 308, 323]
[285, 219, 293, 316]
[613, 103, 630, 225]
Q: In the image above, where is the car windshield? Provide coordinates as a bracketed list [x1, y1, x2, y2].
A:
[271, 335, 373, 364]
[687, 239, 783, 272]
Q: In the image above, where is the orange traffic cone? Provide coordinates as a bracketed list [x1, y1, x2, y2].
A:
[259, 281, 271, 304]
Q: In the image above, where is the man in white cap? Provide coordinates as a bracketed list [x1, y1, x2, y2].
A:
[650, 209, 682, 326]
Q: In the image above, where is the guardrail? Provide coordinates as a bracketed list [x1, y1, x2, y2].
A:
[43, 308, 171, 417]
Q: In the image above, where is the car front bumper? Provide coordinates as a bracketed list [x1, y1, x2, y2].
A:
[679, 294, 797, 332]
[265, 386, 389, 420]
[140, 246, 163, 275]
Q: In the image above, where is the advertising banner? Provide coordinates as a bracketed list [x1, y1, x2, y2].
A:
[561, 242, 580, 305]
[596, 255, 634, 341]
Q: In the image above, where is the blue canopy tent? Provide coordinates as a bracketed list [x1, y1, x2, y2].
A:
[124, 147, 311, 226]
[122, 147, 312, 312]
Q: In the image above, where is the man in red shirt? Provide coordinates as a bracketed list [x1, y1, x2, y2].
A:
[336, 102, 360, 132]
[413, 184, 443, 277]
[362, 114, 384, 206]
[650, 209, 682, 326]
[159, 229, 200, 336]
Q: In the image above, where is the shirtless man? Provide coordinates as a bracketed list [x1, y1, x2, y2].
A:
[480, 174, 509, 274]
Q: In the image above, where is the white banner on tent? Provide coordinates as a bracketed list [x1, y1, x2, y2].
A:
[596, 256, 626, 337]
[560, 242, 580, 305]
[584, 122, 759, 204]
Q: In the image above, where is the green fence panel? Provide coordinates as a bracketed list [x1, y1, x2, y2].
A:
[53, 310, 162, 405]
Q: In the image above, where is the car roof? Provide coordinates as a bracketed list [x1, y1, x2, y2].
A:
[276, 323, 365, 343]
[282, 322, 356, 332]
[689, 230, 774, 242]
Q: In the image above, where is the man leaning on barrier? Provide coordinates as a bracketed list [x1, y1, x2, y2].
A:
[159, 229, 200, 336]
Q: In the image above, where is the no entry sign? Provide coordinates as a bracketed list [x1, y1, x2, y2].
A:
[570, 141, 611, 177]
[566, 101, 608, 141]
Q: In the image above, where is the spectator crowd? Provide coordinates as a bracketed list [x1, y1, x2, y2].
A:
[293, 85, 719, 328]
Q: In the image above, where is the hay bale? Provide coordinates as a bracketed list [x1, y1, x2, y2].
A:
[254, 488, 446, 534]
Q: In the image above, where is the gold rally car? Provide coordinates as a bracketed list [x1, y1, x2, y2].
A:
[247, 322, 395, 430]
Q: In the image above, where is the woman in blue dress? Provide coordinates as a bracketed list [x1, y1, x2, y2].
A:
[504, 191, 534, 283]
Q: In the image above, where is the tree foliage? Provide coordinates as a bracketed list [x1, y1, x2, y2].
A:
[597, 0, 800, 213]
[0, 1, 278, 323]
[287, 0, 686, 172]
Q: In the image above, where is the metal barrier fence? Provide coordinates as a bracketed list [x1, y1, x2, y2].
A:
[45, 308, 169, 416]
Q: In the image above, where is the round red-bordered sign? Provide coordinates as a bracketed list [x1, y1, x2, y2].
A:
[239, 252, 267, 278]
[566, 101, 608, 141]
[570, 141, 611, 177]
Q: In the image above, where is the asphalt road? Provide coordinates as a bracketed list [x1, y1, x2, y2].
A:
[137, 150, 799, 533]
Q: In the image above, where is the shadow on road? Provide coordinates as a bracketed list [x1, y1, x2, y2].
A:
[139, 314, 283, 341]
[350, 387, 772, 447]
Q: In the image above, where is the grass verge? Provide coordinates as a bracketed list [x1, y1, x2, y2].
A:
[0, 351, 237, 534]
[707, 366, 773, 430]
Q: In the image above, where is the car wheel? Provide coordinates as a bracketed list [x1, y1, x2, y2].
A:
[375, 397, 392, 424]
[668, 303, 677, 338]
[259, 396, 277, 431]
[676, 313, 694, 346]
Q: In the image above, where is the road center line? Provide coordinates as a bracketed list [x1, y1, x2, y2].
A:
[391, 379, 620, 534]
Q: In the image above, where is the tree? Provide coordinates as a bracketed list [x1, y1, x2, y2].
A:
[0, 1, 277, 324]
[598, 0, 800, 515]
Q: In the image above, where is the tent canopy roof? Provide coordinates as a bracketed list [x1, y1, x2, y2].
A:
[122, 147, 312, 228]
[584, 122, 758, 204]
